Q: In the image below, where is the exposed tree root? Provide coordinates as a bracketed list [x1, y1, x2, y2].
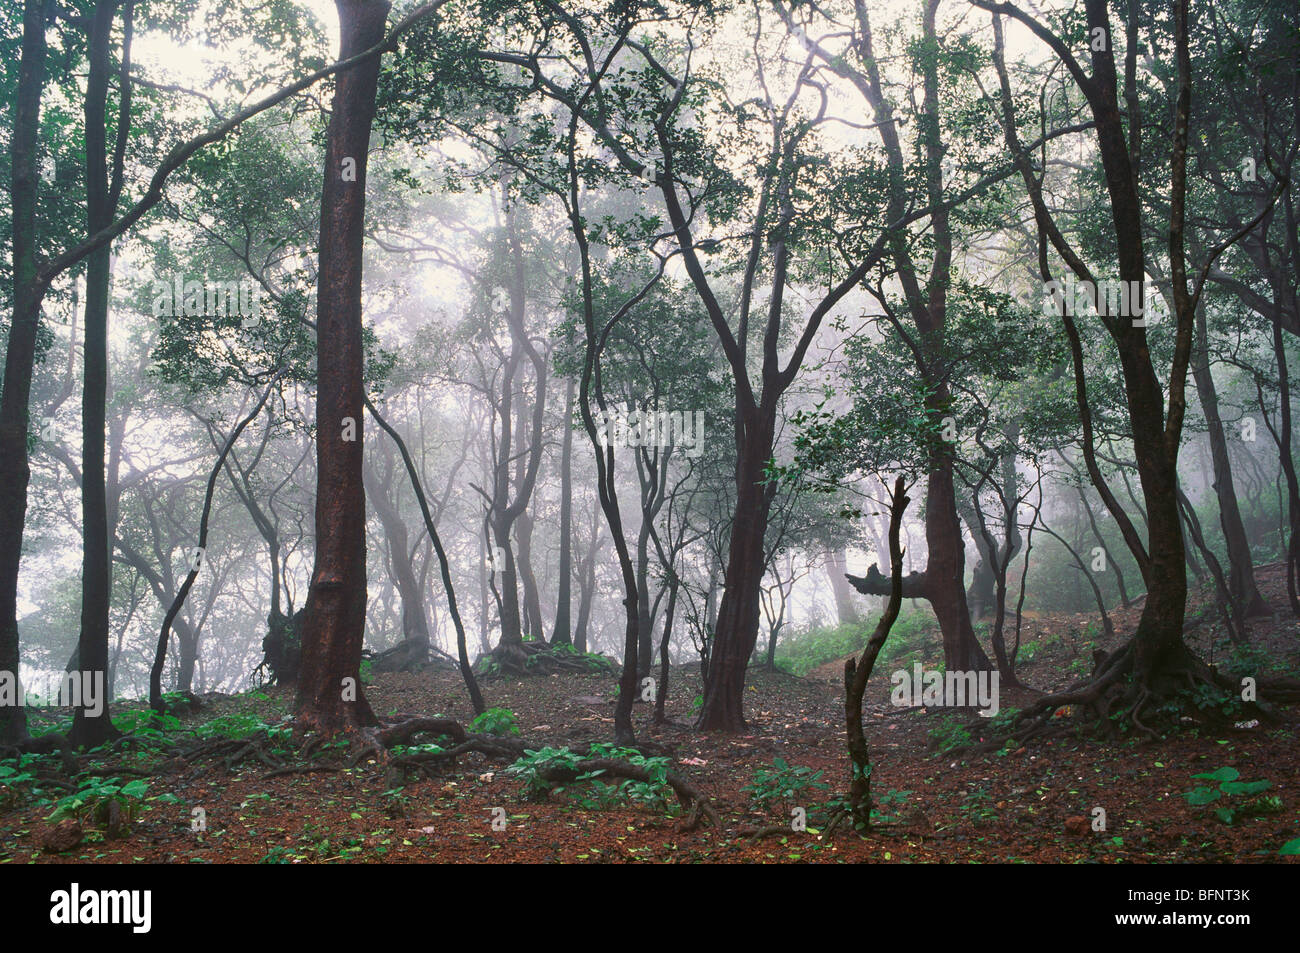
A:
[478, 641, 614, 678]
[368, 716, 719, 829]
[955, 637, 1288, 755]
[734, 824, 790, 842]
[531, 758, 721, 831]
[167, 733, 289, 776]
[6, 713, 721, 835]
[0, 733, 79, 774]
[363, 638, 460, 674]
[376, 717, 469, 748]
[262, 764, 343, 780]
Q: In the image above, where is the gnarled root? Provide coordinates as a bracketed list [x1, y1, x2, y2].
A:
[479, 641, 614, 678]
[532, 758, 721, 831]
[958, 638, 1285, 754]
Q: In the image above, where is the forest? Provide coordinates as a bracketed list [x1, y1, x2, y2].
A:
[0, 0, 1298, 878]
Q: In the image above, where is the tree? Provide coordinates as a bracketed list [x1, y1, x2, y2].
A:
[0, 0, 52, 746]
[977, 0, 1284, 728]
[0, 0, 448, 745]
[294, 0, 393, 736]
[69, 0, 136, 748]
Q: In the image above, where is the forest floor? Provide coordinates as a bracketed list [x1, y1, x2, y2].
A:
[3, 565, 1300, 864]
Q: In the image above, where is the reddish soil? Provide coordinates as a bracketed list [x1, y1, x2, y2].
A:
[2, 566, 1298, 864]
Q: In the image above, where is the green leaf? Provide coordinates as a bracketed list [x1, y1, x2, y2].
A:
[120, 780, 148, 799]
[1184, 786, 1221, 806]
[1280, 838, 1300, 856]
[1219, 779, 1271, 796]
[1192, 767, 1239, 782]
[1214, 807, 1236, 825]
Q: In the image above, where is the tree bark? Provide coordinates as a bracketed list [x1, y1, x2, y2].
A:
[551, 376, 576, 645]
[697, 413, 777, 730]
[845, 477, 909, 829]
[824, 549, 862, 626]
[0, 0, 50, 746]
[364, 455, 432, 647]
[71, 0, 131, 748]
[1192, 302, 1268, 616]
[295, 0, 391, 736]
[574, 531, 598, 654]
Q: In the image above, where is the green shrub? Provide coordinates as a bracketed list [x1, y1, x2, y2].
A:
[742, 757, 828, 816]
[927, 716, 973, 754]
[1182, 767, 1281, 825]
[471, 707, 520, 736]
[505, 744, 676, 814]
[47, 775, 148, 834]
[772, 611, 940, 676]
[196, 712, 274, 739]
[111, 708, 181, 737]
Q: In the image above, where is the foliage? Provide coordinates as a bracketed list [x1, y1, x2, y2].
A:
[470, 707, 519, 736]
[47, 776, 149, 832]
[1182, 767, 1281, 825]
[927, 716, 974, 755]
[195, 712, 283, 740]
[111, 708, 182, 738]
[506, 745, 677, 815]
[742, 757, 828, 817]
[774, 611, 940, 677]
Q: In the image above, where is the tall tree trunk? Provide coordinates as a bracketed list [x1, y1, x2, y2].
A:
[924, 453, 993, 675]
[987, 0, 1200, 695]
[1192, 302, 1268, 616]
[653, 577, 678, 724]
[0, 0, 50, 746]
[364, 459, 431, 646]
[487, 199, 548, 653]
[551, 376, 576, 645]
[824, 549, 862, 626]
[635, 521, 654, 678]
[698, 417, 776, 731]
[516, 508, 544, 640]
[70, 0, 127, 748]
[1266, 307, 1300, 615]
[574, 546, 595, 654]
[477, 536, 492, 655]
[295, 0, 390, 735]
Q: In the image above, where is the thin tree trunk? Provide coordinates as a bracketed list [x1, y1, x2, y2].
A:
[364, 458, 431, 647]
[573, 524, 600, 654]
[653, 578, 678, 724]
[845, 477, 909, 829]
[551, 376, 576, 645]
[366, 396, 485, 714]
[152, 374, 279, 712]
[1192, 301, 1268, 615]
